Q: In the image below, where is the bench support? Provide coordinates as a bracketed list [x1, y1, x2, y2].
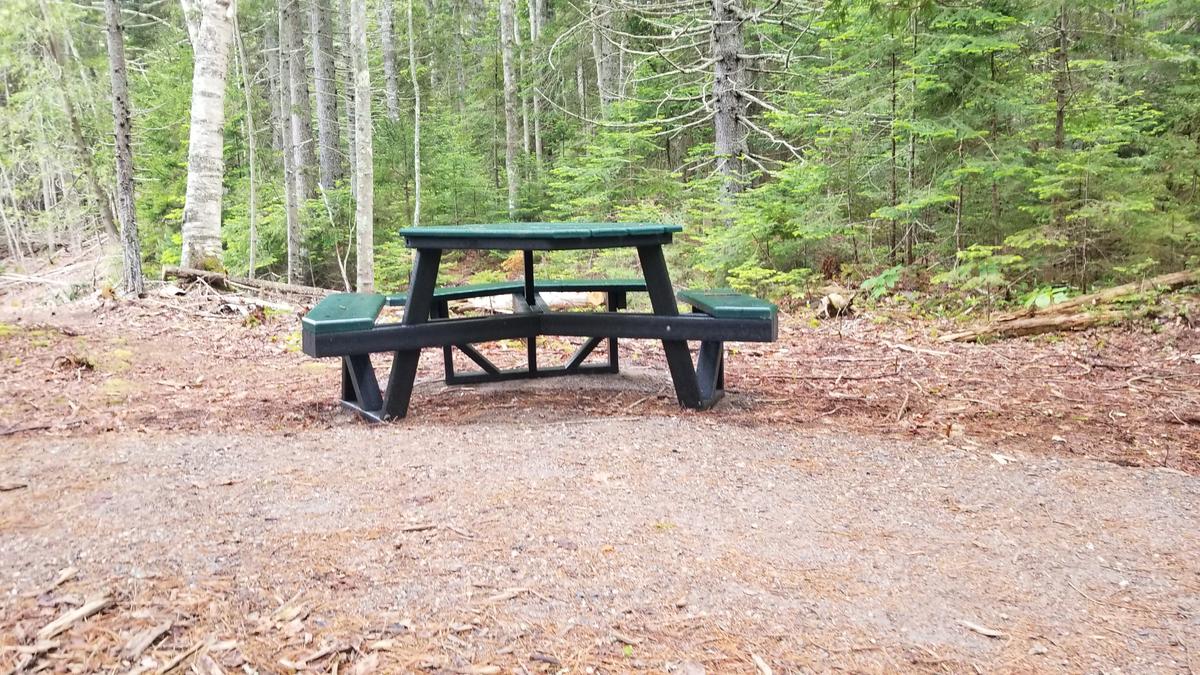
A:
[440, 290, 623, 386]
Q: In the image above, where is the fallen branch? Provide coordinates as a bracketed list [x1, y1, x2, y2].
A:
[995, 269, 1199, 322]
[161, 266, 331, 299]
[37, 594, 113, 640]
[939, 310, 1130, 343]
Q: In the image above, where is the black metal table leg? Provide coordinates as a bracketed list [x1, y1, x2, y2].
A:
[607, 290, 624, 372]
[637, 244, 703, 408]
[382, 248, 442, 419]
[523, 250, 538, 374]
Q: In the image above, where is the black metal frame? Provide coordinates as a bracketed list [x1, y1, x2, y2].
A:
[307, 241, 776, 421]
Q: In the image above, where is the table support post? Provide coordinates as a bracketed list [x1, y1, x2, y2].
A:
[383, 248, 442, 419]
[637, 244, 702, 408]
[523, 250, 538, 374]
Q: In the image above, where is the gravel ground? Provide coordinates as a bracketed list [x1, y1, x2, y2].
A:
[2, 417, 1197, 673]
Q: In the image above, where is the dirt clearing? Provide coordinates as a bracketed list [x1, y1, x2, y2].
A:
[1, 296, 1198, 672]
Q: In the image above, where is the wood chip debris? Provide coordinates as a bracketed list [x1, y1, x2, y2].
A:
[123, 621, 173, 659]
[157, 640, 205, 674]
[958, 619, 1005, 638]
[751, 653, 773, 675]
[483, 587, 529, 603]
[25, 566, 78, 597]
[190, 653, 226, 675]
[612, 631, 641, 646]
[0, 481, 29, 491]
[529, 652, 560, 666]
[37, 593, 112, 640]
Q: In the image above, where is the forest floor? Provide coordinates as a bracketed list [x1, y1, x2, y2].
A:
[1, 276, 1198, 673]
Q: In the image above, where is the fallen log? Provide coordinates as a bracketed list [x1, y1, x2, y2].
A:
[161, 266, 332, 298]
[995, 269, 1199, 322]
[939, 309, 1131, 342]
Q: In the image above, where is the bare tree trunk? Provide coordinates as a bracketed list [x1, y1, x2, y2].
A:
[1052, 4, 1069, 231]
[576, 58, 587, 129]
[104, 0, 144, 293]
[311, 0, 342, 190]
[179, 0, 234, 268]
[39, 0, 118, 241]
[528, 0, 543, 170]
[710, 0, 746, 199]
[500, 0, 520, 217]
[351, 0, 374, 291]
[888, 50, 898, 263]
[407, 0, 421, 227]
[339, 0, 357, 201]
[0, 167, 23, 262]
[284, 0, 316, 202]
[233, 11, 258, 278]
[590, 0, 618, 112]
[380, 0, 400, 121]
[264, 27, 285, 152]
[514, 10, 530, 156]
[279, 3, 303, 282]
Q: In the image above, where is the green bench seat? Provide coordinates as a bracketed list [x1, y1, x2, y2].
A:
[385, 278, 646, 306]
[301, 293, 387, 335]
[677, 289, 776, 321]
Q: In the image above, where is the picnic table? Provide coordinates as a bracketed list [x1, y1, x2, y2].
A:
[301, 222, 777, 421]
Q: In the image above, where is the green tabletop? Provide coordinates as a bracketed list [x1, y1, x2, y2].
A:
[398, 222, 683, 251]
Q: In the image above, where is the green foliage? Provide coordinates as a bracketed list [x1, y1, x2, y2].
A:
[3, 0, 1197, 304]
[861, 265, 904, 299]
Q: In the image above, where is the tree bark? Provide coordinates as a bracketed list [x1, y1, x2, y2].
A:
[39, 0, 119, 242]
[407, 0, 421, 227]
[380, 0, 400, 121]
[710, 0, 746, 199]
[528, 0, 543, 169]
[500, 0, 520, 217]
[311, 0, 342, 190]
[279, 3, 303, 282]
[590, 0, 619, 112]
[351, 0, 374, 291]
[284, 0, 316, 202]
[263, 27, 285, 152]
[104, 0, 144, 293]
[179, 0, 234, 269]
[339, 0, 357, 201]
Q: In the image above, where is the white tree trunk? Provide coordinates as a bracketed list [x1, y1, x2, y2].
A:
[407, 0, 421, 227]
[499, 0, 520, 217]
[105, 0, 144, 293]
[380, 0, 400, 121]
[351, 0, 374, 291]
[180, 0, 234, 268]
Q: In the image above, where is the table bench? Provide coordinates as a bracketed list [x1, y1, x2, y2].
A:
[300, 223, 778, 421]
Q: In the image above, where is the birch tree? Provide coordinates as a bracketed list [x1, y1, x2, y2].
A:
[179, 0, 234, 268]
[104, 0, 143, 293]
[350, 0, 374, 291]
[499, 0, 519, 217]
